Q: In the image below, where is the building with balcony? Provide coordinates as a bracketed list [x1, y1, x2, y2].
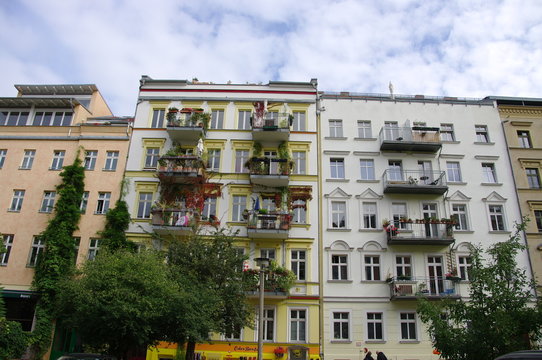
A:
[0, 84, 132, 357]
[319, 92, 530, 360]
[125, 77, 321, 360]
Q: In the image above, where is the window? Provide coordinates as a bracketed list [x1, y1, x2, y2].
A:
[238, 110, 251, 130]
[40, 191, 56, 213]
[446, 162, 462, 182]
[33, 111, 72, 126]
[10, 190, 25, 211]
[232, 195, 247, 222]
[329, 120, 343, 137]
[290, 309, 307, 342]
[224, 324, 242, 341]
[210, 110, 224, 129]
[526, 168, 541, 189]
[518, 131, 532, 148]
[207, 149, 221, 171]
[482, 163, 497, 183]
[20, 150, 35, 169]
[332, 312, 350, 340]
[475, 125, 489, 143]
[88, 239, 100, 260]
[357, 120, 372, 138]
[1, 234, 14, 265]
[28, 236, 45, 267]
[151, 109, 165, 128]
[137, 192, 153, 219]
[0, 149, 6, 168]
[260, 248, 276, 261]
[80, 192, 89, 213]
[383, 121, 400, 140]
[0, 111, 29, 126]
[400, 312, 417, 340]
[96, 192, 111, 214]
[535, 210, 542, 232]
[331, 255, 348, 280]
[292, 111, 306, 131]
[458, 256, 472, 281]
[331, 201, 347, 229]
[84, 150, 98, 170]
[388, 160, 403, 181]
[291, 250, 306, 281]
[104, 151, 119, 171]
[73, 237, 80, 264]
[145, 147, 160, 168]
[364, 255, 381, 281]
[367, 312, 384, 340]
[392, 203, 408, 229]
[263, 308, 275, 341]
[489, 204, 505, 231]
[292, 151, 306, 175]
[330, 158, 345, 179]
[440, 124, 455, 141]
[396, 255, 412, 277]
[362, 202, 377, 229]
[292, 199, 307, 224]
[202, 197, 217, 221]
[451, 204, 469, 230]
[235, 149, 249, 173]
[50, 150, 65, 170]
[360, 159, 375, 180]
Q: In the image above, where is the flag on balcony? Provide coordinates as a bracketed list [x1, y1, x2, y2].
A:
[253, 197, 260, 211]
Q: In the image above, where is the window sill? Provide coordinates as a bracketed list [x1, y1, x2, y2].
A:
[7, 210, 20, 213]
[132, 217, 151, 222]
[365, 340, 386, 344]
[358, 229, 383, 232]
[94, 212, 106, 215]
[442, 141, 460, 144]
[489, 230, 512, 234]
[327, 228, 351, 232]
[49, 168, 61, 171]
[474, 142, 495, 145]
[143, 167, 158, 171]
[326, 179, 349, 182]
[84, 168, 95, 171]
[354, 137, 377, 141]
[453, 230, 474, 234]
[328, 279, 353, 283]
[448, 181, 467, 185]
[399, 340, 420, 344]
[102, 169, 117, 172]
[325, 137, 347, 140]
[38, 211, 52, 214]
[330, 340, 352, 344]
[18, 167, 31, 170]
[481, 182, 502, 186]
[357, 179, 379, 183]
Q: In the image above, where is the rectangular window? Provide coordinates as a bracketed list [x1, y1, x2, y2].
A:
[489, 204, 505, 231]
[263, 308, 275, 341]
[210, 110, 224, 129]
[362, 202, 377, 229]
[292, 111, 306, 131]
[330, 158, 345, 179]
[260, 248, 276, 261]
[367, 312, 384, 340]
[383, 121, 400, 140]
[332, 312, 349, 340]
[440, 124, 455, 141]
[235, 149, 249, 173]
[292, 151, 306, 175]
[151, 109, 165, 128]
[80, 191, 89, 213]
[387, 160, 403, 181]
[458, 256, 472, 281]
[104, 151, 119, 171]
[137, 192, 153, 219]
[28, 236, 45, 267]
[84, 150, 98, 170]
[207, 149, 221, 171]
[96, 192, 111, 214]
[292, 199, 306, 224]
[10, 190, 25, 211]
[331, 201, 347, 229]
[1, 234, 14, 265]
[88, 239, 100, 260]
[396, 255, 412, 277]
[50, 150, 65, 170]
[73, 237, 80, 265]
[446, 162, 462, 182]
[357, 120, 372, 138]
[0, 149, 6, 168]
[392, 203, 408, 229]
[21, 150, 35, 169]
[145, 147, 160, 168]
[329, 120, 343, 138]
[451, 204, 469, 230]
[475, 125, 489, 143]
[360, 159, 375, 180]
[364, 255, 381, 281]
[238, 110, 251, 130]
[291, 250, 306, 281]
[1, 111, 29, 126]
[40, 191, 56, 213]
[400, 312, 417, 340]
[290, 309, 307, 342]
[482, 163, 497, 183]
[518, 131, 532, 148]
[526, 168, 541, 189]
[232, 195, 247, 222]
[33, 111, 72, 126]
[535, 210, 542, 232]
[32, 111, 53, 126]
[331, 255, 348, 280]
[202, 197, 217, 221]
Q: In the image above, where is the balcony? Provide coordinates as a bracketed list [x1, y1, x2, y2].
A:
[251, 112, 292, 142]
[246, 211, 291, 239]
[246, 157, 291, 187]
[166, 108, 208, 143]
[382, 170, 447, 194]
[157, 156, 205, 184]
[379, 126, 442, 152]
[388, 276, 461, 300]
[386, 221, 455, 246]
[151, 208, 196, 236]
[243, 267, 296, 299]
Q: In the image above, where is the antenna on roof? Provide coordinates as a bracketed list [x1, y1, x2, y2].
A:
[389, 81, 395, 100]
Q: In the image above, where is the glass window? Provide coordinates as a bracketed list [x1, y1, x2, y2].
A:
[292, 199, 306, 224]
[235, 149, 249, 173]
[475, 125, 489, 143]
[518, 131, 532, 148]
[1, 111, 29, 126]
[290, 309, 307, 342]
[364, 255, 381, 281]
[458, 256, 472, 281]
[10, 190, 25, 211]
[137, 192, 153, 219]
[210, 110, 224, 129]
[33, 111, 71, 126]
[238, 110, 251, 130]
[84, 150, 98, 170]
[387, 160, 403, 181]
[329, 120, 343, 137]
[535, 210, 542, 232]
[526, 168, 541, 189]
[292, 111, 306, 131]
[40, 191, 56, 213]
[489, 204, 505, 231]
[104, 151, 119, 171]
[260, 248, 276, 261]
[332, 312, 349, 340]
[440, 124, 455, 141]
[360, 159, 375, 180]
[291, 250, 306, 281]
[0, 149, 6, 168]
[96, 192, 111, 214]
[1, 234, 14, 265]
[367, 312, 384, 340]
[292, 151, 306, 175]
[330, 158, 345, 179]
[482, 163, 497, 183]
[232, 195, 247, 222]
[207, 149, 221, 171]
[357, 120, 372, 138]
[50, 150, 65, 170]
[362, 202, 377, 229]
[80, 191, 89, 213]
[451, 204, 469, 230]
[383, 121, 400, 140]
[331, 255, 348, 280]
[331, 201, 347, 229]
[446, 162, 462, 182]
[145, 147, 160, 168]
[202, 197, 217, 221]
[151, 109, 165, 128]
[400, 312, 417, 340]
[392, 203, 408, 229]
[73, 237, 80, 264]
[396, 255, 412, 277]
[263, 308, 275, 341]
[32, 111, 53, 126]
[88, 239, 100, 260]
[21, 150, 35, 169]
[28, 236, 45, 267]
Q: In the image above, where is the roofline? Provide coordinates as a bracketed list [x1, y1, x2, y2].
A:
[485, 96, 542, 106]
[139, 75, 318, 88]
[320, 91, 493, 106]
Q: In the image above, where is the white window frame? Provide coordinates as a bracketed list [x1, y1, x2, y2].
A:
[96, 192, 111, 214]
[399, 312, 418, 341]
[20, 149, 35, 169]
[88, 238, 100, 260]
[235, 149, 250, 173]
[202, 196, 217, 221]
[481, 163, 497, 183]
[28, 236, 45, 267]
[292, 111, 306, 131]
[331, 310, 351, 341]
[457, 255, 472, 281]
[232, 194, 247, 222]
[363, 254, 381, 281]
[0, 149, 6, 168]
[10, 190, 25, 211]
[331, 200, 347, 229]
[357, 120, 372, 138]
[1, 234, 14, 265]
[360, 159, 375, 180]
[331, 254, 349, 281]
[262, 306, 276, 342]
[517, 130, 532, 148]
[238, 110, 251, 130]
[365, 311, 385, 341]
[292, 199, 307, 224]
[33, 110, 73, 126]
[151, 109, 165, 128]
[330, 158, 345, 179]
[84, 150, 98, 170]
[289, 307, 308, 343]
[80, 191, 89, 213]
[488, 204, 506, 231]
[292, 151, 306, 175]
[40, 191, 56, 213]
[145, 147, 160, 168]
[207, 149, 221, 171]
[446, 161, 462, 182]
[50, 150, 65, 170]
[440, 124, 455, 141]
[104, 151, 119, 171]
[1, 110, 30, 126]
[395, 255, 412, 278]
[329, 119, 343, 138]
[210, 109, 224, 129]
[475, 125, 490, 143]
[451, 203, 470, 231]
[361, 202, 377, 229]
[260, 248, 276, 261]
[291, 250, 306, 281]
[137, 192, 153, 219]
[391, 202, 408, 229]
[526, 168, 541, 189]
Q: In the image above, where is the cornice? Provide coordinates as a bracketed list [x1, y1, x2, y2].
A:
[499, 107, 542, 117]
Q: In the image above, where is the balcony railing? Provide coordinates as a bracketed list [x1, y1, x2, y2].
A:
[246, 157, 291, 187]
[166, 109, 207, 143]
[251, 112, 292, 142]
[243, 268, 294, 298]
[246, 211, 291, 239]
[382, 169, 447, 194]
[379, 126, 442, 152]
[151, 208, 196, 235]
[387, 276, 461, 300]
[386, 221, 455, 245]
[157, 156, 205, 183]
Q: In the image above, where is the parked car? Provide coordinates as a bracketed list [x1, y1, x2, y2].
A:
[58, 353, 116, 360]
[495, 350, 542, 360]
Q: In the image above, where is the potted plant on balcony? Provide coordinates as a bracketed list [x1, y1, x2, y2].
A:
[445, 270, 461, 282]
[397, 274, 412, 281]
[167, 107, 179, 125]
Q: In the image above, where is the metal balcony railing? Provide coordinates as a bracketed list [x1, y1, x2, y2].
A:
[387, 276, 461, 299]
[251, 112, 292, 130]
[379, 126, 441, 152]
[382, 169, 447, 194]
[386, 221, 454, 245]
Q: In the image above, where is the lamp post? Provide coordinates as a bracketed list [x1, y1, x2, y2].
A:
[255, 257, 270, 360]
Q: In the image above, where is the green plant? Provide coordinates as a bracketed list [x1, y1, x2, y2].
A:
[252, 142, 262, 158]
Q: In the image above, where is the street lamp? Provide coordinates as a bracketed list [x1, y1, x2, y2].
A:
[255, 257, 270, 360]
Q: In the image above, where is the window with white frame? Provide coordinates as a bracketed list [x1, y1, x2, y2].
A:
[475, 125, 490, 143]
[446, 162, 462, 182]
[10, 190, 25, 211]
[518, 130, 532, 148]
[28, 236, 45, 267]
[366, 312, 384, 340]
[96, 192, 111, 214]
[535, 210, 542, 232]
[360, 159, 375, 180]
[400, 312, 417, 340]
[263, 308, 275, 341]
[1, 234, 14, 265]
[292, 151, 306, 175]
[357, 120, 372, 138]
[51, 150, 65, 170]
[145, 147, 160, 168]
[202, 197, 217, 221]
[396, 255, 412, 278]
[292, 111, 306, 131]
[329, 120, 343, 137]
[84, 150, 98, 170]
[330, 158, 345, 179]
[80, 191, 89, 213]
[332, 312, 350, 340]
[451, 204, 469, 230]
[104, 151, 119, 171]
[383, 121, 400, 140]
[458, 255, 472, 281]
[40, 191, 56, 213]
[33, 111, 73, 126]
[331, 201, 347, 229]
[481, 163, 497, 183]
[392, 203, 408, 229]
[210, 109, 224, 129]
[88, 239, 100, 260]
[440, 124, 455, 141]
[290, 309, 307, 342]
[488, 204, 505, 231]
[207, 149, 221, 171]
[137, 192, 153, 219]
[364, 255, 381, 281]
[235, 149, 249, 173]
[151, 109, 165, 128]
[260, 248, 276, 261]
[73, 237, 80, 264]
[362, 202, 377, 229]
[0, 111, 29, 126]
[291, 250, 306, 281]
[238, 110, 251, 130]
[331, 255, 348, 280]
[20, 150, 35, 169]
[526, 168, 541, 189]
[232, 195, 247, 222]
[224, 324, 242, 341]
[0, 149, 6, 168]
[292, 199, 307, 224]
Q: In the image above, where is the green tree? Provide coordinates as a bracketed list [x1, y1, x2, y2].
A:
[0, 289, 30, 360]
[418, 219, 542, 360]
[99, 199, 135, 252]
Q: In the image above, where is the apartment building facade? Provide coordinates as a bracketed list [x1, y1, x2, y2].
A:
[123, 76, 321, 360]
[318, 93, 531, 360]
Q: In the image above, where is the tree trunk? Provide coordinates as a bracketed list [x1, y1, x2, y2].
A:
[185, 341, 196, 360]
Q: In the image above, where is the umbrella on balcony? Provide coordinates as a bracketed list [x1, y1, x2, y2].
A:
[253, 196, 260, 211]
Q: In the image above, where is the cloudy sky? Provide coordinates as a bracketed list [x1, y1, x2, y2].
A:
[1, 0, 541, 115]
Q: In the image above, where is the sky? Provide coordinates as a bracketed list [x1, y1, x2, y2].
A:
[0, 0, 541, 116]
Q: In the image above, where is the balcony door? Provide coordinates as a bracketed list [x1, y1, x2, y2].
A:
[418, 161, 433, 184]
[422, 203, 438, 237]
[388, 161, 403, 181]
[384, 121, 400, 140]
[427, 256, 444, 295]
[264, 150, 278, 175]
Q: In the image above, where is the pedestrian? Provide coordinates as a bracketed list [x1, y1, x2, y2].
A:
[364, 349, 374, 360]
[376, 351, 388, 360]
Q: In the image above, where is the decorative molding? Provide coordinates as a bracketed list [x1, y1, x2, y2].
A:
[353, 151, 380, 156]
[475, 155, 499, 160]
[323, 150, 350, 155]
[500, 107, 542, 117]
[440, 154, 465, 159]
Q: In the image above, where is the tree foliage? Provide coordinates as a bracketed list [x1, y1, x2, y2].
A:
[0, 290, 30, 360]
[99, 199, 135, 252]
[418, 219, 542, 360]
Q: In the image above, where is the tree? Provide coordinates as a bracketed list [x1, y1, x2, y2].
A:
[99, 199, 136, 252]
[418, 219, 542, 360]
[0, 289, 30, 360]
